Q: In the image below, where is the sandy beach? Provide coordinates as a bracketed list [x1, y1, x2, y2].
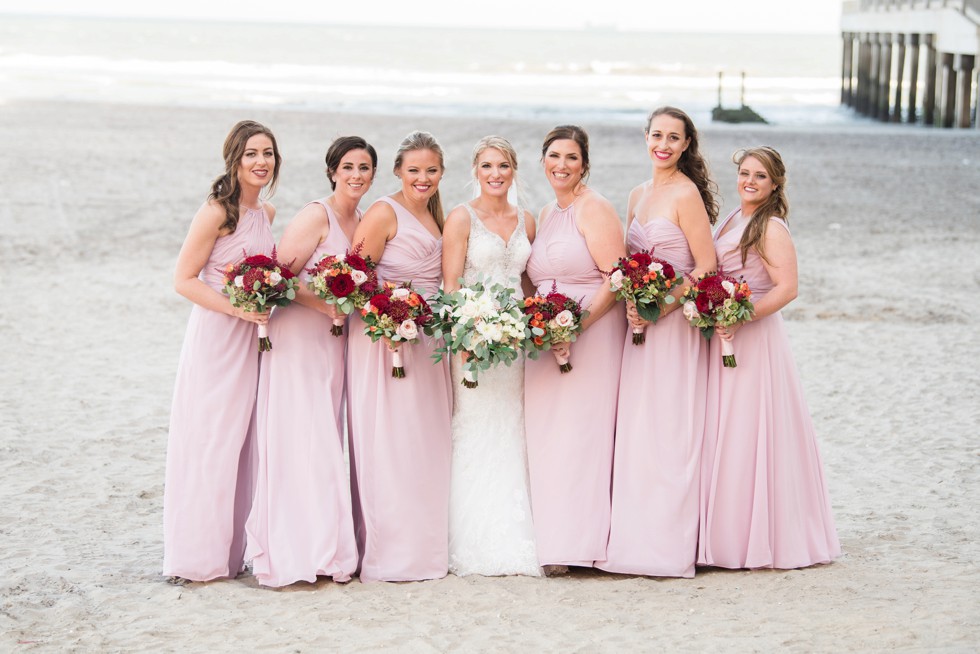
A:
[1, 99, 978, 651]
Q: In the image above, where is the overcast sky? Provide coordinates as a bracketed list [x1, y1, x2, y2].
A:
[0, 0, 843, 33]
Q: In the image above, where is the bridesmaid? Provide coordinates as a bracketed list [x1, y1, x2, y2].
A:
[699, 146, 841, 569]
[346, 131, 453, 582]
[244, 136, 377, 587]
[598, 106, 718, 578]
[524, 125, 627, 571]
[163, 120, 279, 583]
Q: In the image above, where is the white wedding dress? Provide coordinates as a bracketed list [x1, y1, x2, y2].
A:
[448, 204, 542, 577]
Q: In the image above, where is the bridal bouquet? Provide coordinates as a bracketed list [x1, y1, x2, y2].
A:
[604, 248, 683, 345]
[522, 283, 588, 374]
[220, 248, 298, 352]
[427, 279, 528, 388]
[680, 271, 754, 367]
[360, 281, 434, 378]
[306, 241, 379, 336]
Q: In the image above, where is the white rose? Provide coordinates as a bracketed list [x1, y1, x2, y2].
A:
[554, 310, 575, 328]
[267, 271, 282, 285]
[234, 275, 244, 288]
[648, 261, 664, 273]
[396, 319, 418, 340]
[351, 269, 368, 285]
[477, 321, 504, 343]
[683, 300, 699, 321]
[722, 280, 736, 296]
[391, 287, 411, 300]
[609, 269, 624, 291]
[458, 299, 482, 320]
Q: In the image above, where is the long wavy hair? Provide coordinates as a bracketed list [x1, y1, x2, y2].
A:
[471, 135, 529, 212]
[646, 106, 719, 224]
[393, 131, 446, 231]
[540, 125, 590, 184]
[325, 135, 378, 190]
[208, 120, 281, 233]
[732, 146, 790, 265]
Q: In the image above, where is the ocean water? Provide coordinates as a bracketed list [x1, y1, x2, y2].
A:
[0, 15, 853, 126]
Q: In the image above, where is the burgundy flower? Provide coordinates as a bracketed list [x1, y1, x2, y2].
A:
[695, 293, 712, 314]
[243, 268, 265, 291]
[370, 294, 390, 312]
[328, 273, 355, 297]
[244, 254, 274, 268]
[345, 253, 368, 272]
[387, 299, 410, 323]
[661, 262, 676, 280]
[633, 252, 653, 268]
[279, 266, 296, 280]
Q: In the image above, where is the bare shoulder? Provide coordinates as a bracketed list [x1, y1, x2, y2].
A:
[262, 200, 277, 223]
[579, 189, 617, 218]
[443, 205, 472, 236]
[194, 199, 227, 229]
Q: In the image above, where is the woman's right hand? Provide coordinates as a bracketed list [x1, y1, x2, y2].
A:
[626, 301, 650, 330]
[320, 302, 343, 320]
[233, 307, 270, 325]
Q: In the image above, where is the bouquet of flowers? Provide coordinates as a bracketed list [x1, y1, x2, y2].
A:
[427, 278, 529, 388]
[221, 247, 298, 352]
[360, 282, 434, 378]
[604, 249, 683, 345]
[305, 242, 379, 336]
[522, 283, 588, 373]
[680, 271, 754, 367]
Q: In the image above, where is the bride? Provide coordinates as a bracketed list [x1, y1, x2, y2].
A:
[441, 136, 541, 577]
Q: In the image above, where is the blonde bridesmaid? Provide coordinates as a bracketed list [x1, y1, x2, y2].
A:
[699, 146, 841, 569]
[346, 131, 453, 582]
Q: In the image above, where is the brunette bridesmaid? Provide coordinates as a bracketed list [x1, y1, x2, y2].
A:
[699, 146, 841, 569]
[163, 120, 279, 583]
[524, 125, 627, 571]
[345, 131, 453, 582]
[244, 137, 377, 587]
[597, 107, 718, 578]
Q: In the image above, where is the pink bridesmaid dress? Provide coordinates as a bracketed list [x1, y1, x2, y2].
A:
[698, 209, 841, 569]
[345, 196, 452, 582]
[524, 197, 626, 567]
[244, 201, 359, 587]
[597, 217, 708, 578]
[163, 206, 274, 581]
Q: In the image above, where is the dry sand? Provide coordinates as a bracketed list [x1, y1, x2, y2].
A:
[0, 100, 978, 652]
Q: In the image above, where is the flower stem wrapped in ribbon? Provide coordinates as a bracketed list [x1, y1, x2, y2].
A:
[680, 271, 754, 367]
[360, 281, 434, 378]
[601, 248, 683, 345]
[521, 283, 588, 373]
[305, 241, 379, 336]
[426, 277, 530, 389]
[220, 247, 298, 352]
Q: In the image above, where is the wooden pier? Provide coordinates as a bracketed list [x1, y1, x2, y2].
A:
[841, 0, 979, 127]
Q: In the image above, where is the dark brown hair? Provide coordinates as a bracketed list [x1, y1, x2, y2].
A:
[646, 106, 719, 224]
[208, 120, 281, 232]
[325, 136, 378, 190]
[541, 125, 590, 182]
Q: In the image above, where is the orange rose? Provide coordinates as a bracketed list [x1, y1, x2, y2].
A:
[533, 336, 544, 346]
[629, 260, 640, 269]
[534, 312, 544, 321]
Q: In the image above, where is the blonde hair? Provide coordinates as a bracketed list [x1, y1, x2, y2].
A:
[394, 130, 446, 231]
[732, 146, 790, 265]
[471, 135, 529, 212]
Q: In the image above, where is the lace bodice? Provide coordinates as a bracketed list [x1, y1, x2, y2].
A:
[459, 203, 531, 297]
